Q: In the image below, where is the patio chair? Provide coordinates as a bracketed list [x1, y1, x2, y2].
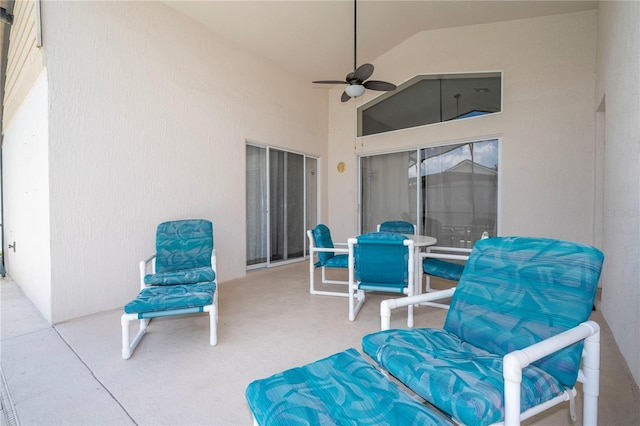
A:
[377, 220, 416, 234]
[121, 219, 218, 359]
[307, 224, 349, 297]
[365, 236, 604, 425]
[348, 232, 415, 326]
[419, 231, 489, 308]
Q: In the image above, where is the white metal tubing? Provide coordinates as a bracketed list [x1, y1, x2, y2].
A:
[582, 325, 601, 426]
[421, 253, 470, 261]
[380, 287, 456, 330]
[503, 350, 527, 425]
[308, 230, 349, 295]
[426, 246, 473, 254]
[121, 313, 147, 360]
[419, 248, 470, 293]
[205, 304, 217, 346]
[405, 239, 414, 328]
[516, 390, 575, 422]
[348, 238, 357, 321]
[139, 254, 156, 289]
[502, 321, 600, 425]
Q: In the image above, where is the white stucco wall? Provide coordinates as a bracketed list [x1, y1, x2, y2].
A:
[2, 70, 52, 321]
[327, 11, 599, 248]
[40, 1, 328, 322]
[596, 0, 640, 387]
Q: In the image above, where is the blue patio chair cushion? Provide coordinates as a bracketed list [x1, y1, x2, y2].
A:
[124, 281, 216, 314]
[312, 224, 337, 265]
[355, 232, 409, 288]
[245, 348, 451, 426]
[155, 219, 213, 273]
[422, 258, 465, 281]
[144, 266, 216, 285]
[362, 328, 565, 426]
[444, 237, 604, 387]
[314, 253, 348, 269]
[379, 220, 414, 234]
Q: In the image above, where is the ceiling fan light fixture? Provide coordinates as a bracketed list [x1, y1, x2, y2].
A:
[345, 84, 365, 98]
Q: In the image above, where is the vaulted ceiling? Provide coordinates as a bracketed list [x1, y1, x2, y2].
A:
[165, 1, 598, 85]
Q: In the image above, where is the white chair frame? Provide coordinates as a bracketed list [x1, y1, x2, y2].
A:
[307, 229, 349, 298]
[121, 250, 218, 359]
[380, 291, 600, 426]
[418, 246, 470, 309]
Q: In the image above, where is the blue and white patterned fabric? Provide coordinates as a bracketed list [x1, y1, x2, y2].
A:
[363, 236, 604, 426]
[379, 220, 415, 234]
[355, 232, 409, 293]
[422, 258, 465, 281]
[144, 266, 215, 285]
[154, 219, 213, 273]
[124, 282, 216, 314]
[245, 348, 452, 426]
[143, 219, 214, 285]
[312, 224, 348, 268]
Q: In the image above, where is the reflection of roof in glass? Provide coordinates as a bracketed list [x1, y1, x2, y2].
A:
[444, 159, 497, 175]
[452, 110, 490, 120]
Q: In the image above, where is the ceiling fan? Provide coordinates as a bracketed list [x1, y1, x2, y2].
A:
[312, 0, 397, 102]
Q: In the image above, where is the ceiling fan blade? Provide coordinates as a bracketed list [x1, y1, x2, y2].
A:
[313, 80, 347, 84]
[341, 91, 351, 102]
[364, 80, 397, 92]
[353, 63, 374, 82]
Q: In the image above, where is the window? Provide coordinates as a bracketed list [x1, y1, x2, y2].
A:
[358, 72, 501, 136]
[360, 139, 499, 248]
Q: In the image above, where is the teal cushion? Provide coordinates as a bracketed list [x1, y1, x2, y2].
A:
[363, 329, 564, 426]
[379, 221, 414, 233]
[155, 219, 213, 273]
[444, 237, 604, 387]
[124, 282, 216, 314]
[314, 254, 348, 269]
[423, 258, 465, 281]
[312, 224, 336, 264]
[245, 348, 451, 426]
[144, 266, 216, 285]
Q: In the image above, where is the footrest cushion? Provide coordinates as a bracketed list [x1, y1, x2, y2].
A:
[124, 282, 216, 314]
[245, 348, 451, 425]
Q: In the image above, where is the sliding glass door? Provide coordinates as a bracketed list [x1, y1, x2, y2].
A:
[246, 144, 318, 269]
[360, 139, 499, 248]
[360, 151, 418, 233]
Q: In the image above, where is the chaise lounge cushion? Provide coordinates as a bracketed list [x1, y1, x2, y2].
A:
[362, 328, 565, 426]
[245, 348, 452, 426]
[144, 266, 216, 285]
[124, 281, 216, 314]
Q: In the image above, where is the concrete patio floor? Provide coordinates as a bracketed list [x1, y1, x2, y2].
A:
[1, 261, 639, 425]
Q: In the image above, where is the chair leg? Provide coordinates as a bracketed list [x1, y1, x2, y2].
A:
[121, 314, 148, 360]
[582, 327, 600, 426]
[206, 304, 217, 346]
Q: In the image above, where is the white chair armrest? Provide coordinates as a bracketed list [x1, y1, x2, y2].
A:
[426, 246, 473, 254]
[380, 288, 456, 330]
[419, 251, 470, 262]
[503, 321, 600, 425]
[139, 254, 157, 289]
[311, 246, 349, 254]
